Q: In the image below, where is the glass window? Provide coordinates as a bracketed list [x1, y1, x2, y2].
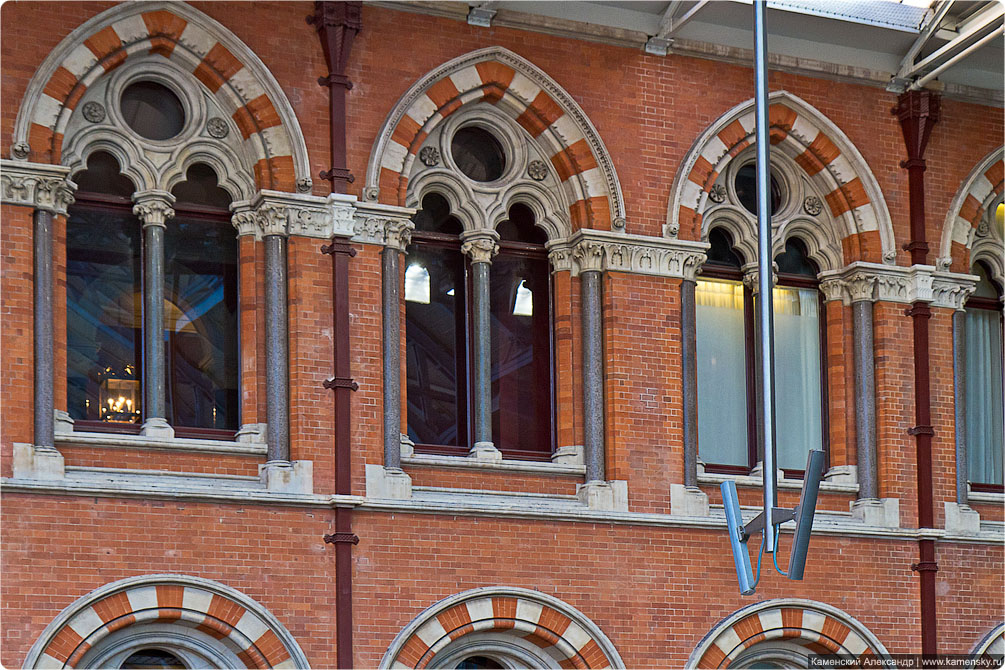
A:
[734, 164, 782, 216]
[696, 231, 825, 474]
[965, 261, 1004, 488]
[120, 649, 186, 669]
[451, 126, 506, 182]
[120, 81, 185, 141]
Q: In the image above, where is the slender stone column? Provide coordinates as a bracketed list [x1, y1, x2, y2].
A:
[460, 230, 501, 459]
[574, 240, 607, 484]
[681, 279, 698, 488]
[33, 209, 55, 447]
[953, 310, 968, 504]
[848, 279, 879, 500]
[383, 218, 413, 469]
[263, 233, 290, 462]
[133, 191, 175, 438]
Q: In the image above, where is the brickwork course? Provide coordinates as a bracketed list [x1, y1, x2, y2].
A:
[1, 2, 1003, 669]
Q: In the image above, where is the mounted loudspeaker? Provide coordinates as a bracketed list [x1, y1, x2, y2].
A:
[787, 449, 825, 580]
[721, 480, 755, 595]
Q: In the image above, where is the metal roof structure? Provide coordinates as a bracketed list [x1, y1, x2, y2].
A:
[381, 0, 1004, 105]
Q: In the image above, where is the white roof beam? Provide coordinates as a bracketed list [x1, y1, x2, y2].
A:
[646, 0, 711, 56]
[897, 0, 955, 77]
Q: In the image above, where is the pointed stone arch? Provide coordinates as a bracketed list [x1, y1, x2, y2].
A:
[11, 1, 310, 192]
[380, 587, 624, 669]
[364, 47, 626, 233]
[687, 599, 889, 668]
[667, 91, 895, 267]
[938, 147, 1004, 282]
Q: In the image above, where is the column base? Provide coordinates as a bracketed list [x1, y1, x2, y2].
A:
[944, 502, 981, 536]
[551, 445, 584, 466]
[670, 484, 710, 517]
[140, 418, 174, 438]
[824, 464, 858, 485]
[850, 497, 900, 528]
[54, 410, 74, 435]
[577, 480, 628, 512]
[12, 443, 65, 480]
[365, 463, 413, 499]
[400, 434, 415, 458]
[469, 441, 502, 461]
[236, 423, 267, 444]
[259, 460, 313, 494]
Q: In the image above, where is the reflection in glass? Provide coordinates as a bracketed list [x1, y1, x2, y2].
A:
[67, 206, 142, 423]
[734, 164, 781, 216]
[696, 279, 748, 467]
[406, 245, 466, 446]
[120, 81, 185, 141]
[120, 649, 187, 669]
[163, 217, 238, 430]
[451, 126, 506, 182]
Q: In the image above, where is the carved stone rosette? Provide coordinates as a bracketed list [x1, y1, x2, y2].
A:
[132, 191, 176, 228]
[0, 160, 77, 215]
[460, 230, 500, 264]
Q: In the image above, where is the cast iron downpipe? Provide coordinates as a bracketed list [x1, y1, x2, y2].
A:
[311, 3, 361, 668]
[894, 89, 940, 656]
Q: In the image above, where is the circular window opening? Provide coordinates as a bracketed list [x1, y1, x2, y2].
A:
[120, 648, 187, 669]
[451, 127, 506, 182]
[456, 656, 506, 669]
[120, 81, 185, 141]
[734, 164, 782, 216]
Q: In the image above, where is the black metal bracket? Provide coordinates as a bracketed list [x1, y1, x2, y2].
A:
[318, 73, 353, 90]
[911, 561, 939, 573]
[904, 304, 932, 318]
[908, 425, 935, 436]
[324, 532, 360, 545]
[324, 376, 358, 392]
[740, 506, 797, 541]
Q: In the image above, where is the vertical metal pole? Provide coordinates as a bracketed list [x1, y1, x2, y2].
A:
[754, 0, 777, 552]
[33, 209, 55, 448]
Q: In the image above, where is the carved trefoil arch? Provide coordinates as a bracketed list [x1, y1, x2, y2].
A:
[364, 46, 626, 233]
[11, 0, 311, 193]
[667, 91, 895, 270]
[938, 147, 1004, 284]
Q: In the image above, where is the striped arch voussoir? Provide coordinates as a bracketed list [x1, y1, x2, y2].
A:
[388, 591, 621, 669]
[690, 601, 888, 669]
[673, 92, 892, 266]
[369, 47, 625, 233]
[36, 583, 294, 669]
[940, 148, 1004, 274]
[20, 4, 299, 192]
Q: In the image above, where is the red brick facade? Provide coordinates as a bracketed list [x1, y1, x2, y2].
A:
[2, 2, 1002, 668]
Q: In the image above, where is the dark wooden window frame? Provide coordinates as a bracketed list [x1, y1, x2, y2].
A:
[67, 191, 238, 441]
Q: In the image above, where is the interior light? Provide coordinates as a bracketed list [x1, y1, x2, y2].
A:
[995, 202, 1004, 239]
[404, 264, 430, 304]
[446, 288, 455, 296]
[513, 279, 533, 316]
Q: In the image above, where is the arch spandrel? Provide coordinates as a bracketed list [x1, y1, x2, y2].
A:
[364, 46, 626, 235]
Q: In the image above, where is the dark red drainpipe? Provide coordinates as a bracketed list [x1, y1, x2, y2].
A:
[311, 2, 362, 668]
[894, 89, 941, 656]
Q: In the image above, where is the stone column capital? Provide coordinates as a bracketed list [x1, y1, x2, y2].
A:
[819, 277, 846, 303]
[460, 230, 500, 264]
[845, 272, 877, 303]
[132, 190, 176, 228]
[572, 239, 606, 273]
[741, 263, 777, 294]
[230, 203, 258, 238]
[384, 218, 415, 253]
[0, 159, 76, 216]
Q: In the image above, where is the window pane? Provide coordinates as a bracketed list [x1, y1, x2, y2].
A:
[406, 246, 466, 446]
[164, 217, 238, 429]
[966, 307, 1004, 485]
[696, 279, 748, 466]
[490, 253, 551, 454]
[67, 206, 142, 423]
[120, 649, 186, 669]
[772, 287, 823, 470]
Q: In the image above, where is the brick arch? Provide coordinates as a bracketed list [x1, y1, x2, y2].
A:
[24, 575, 309, 669]
[938, 147, 1004, 276]
[11, 1, 309, 192]
[364, 46, 626, 233]
[687, 599, 889, 669]
[381, 587, 624, 669]
[668, 91, 895, 266]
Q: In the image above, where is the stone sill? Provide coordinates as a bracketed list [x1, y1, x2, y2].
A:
[55, 431, 267, 456]
[698, 471, 859, 495]
[968, 490, 1005, 504]
[403, 454, 585, 476]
